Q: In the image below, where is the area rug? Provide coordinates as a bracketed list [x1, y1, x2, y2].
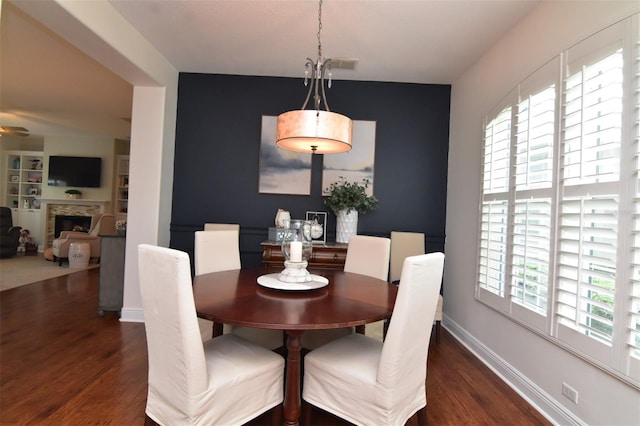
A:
[0, 254, 99, 291]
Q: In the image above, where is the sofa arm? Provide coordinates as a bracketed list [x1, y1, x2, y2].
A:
[57, 231, 94, 240]
[8, 226, 21, 240]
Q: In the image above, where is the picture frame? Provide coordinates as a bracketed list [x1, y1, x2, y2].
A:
[322, 120, 377, 196]
[258, 115, 312, 195]
[10, 175, 19, 183]
[305, 211, 327, 244]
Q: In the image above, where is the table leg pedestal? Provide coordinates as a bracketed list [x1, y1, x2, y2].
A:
[212, 322, 223, 338]
[283, 330, 303, 426]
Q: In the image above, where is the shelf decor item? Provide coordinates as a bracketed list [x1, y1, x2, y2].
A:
[278, 219, 313, 283]
[305, 211, 327, 244]
[324, 178, 378, 243]
[275, 208, 291, 228]
[64, 189, 82, 199]
[115, 220, 127, 236]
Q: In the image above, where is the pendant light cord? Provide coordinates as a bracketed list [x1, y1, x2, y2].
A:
[317, 0, 323, 60]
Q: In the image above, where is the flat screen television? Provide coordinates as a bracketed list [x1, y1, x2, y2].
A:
[47, 156, 102, 188]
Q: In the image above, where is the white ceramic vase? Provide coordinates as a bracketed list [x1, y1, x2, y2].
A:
[275, 209, 291, 228]
[336, 209, 358, 243]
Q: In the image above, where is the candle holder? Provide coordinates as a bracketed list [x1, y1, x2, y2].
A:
[279, 219, 313, 283]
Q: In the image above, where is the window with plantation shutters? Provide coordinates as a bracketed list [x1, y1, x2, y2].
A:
[555, 45, 623, 362]
[476, 14, 640, 386]
[510, 82, 555, 330]
[477, 62, 557, 331]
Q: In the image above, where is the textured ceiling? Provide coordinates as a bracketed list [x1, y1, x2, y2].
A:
[0, 0, 539, 139]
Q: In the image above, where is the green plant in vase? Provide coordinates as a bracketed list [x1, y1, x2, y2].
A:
[64, 189, 82, 199]
[324, 178, 378, 243]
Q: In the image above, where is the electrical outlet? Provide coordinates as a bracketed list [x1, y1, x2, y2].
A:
[562, 383, 579, 404]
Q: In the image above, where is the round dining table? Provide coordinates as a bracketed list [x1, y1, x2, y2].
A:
[192, 267, 398, 426]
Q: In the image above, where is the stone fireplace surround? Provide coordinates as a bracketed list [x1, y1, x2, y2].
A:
[43, 199, 109, 248]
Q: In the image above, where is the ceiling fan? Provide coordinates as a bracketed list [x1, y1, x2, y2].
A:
[0, 126, 29, 137]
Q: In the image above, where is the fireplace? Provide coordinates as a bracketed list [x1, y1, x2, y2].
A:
[54, 215, 92, 238]
[43, 201, 105, 248]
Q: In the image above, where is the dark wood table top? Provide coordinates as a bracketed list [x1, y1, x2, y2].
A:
[193, 268, 398, 331]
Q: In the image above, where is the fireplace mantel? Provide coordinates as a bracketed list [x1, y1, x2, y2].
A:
[40, 198, 110, 206]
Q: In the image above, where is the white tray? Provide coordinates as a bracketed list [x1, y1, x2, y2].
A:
[257, 273, 328, 291]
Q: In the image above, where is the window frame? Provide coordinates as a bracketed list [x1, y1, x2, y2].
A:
[475, 14, 639, 388]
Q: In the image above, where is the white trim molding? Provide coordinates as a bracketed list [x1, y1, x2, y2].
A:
[120, 307, 144, 323]
[443, 315, 585, 426]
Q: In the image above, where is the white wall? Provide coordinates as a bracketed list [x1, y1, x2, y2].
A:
[445, 1, 640, 424]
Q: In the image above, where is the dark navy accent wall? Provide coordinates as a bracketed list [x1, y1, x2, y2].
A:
[171, 73, 450, 268]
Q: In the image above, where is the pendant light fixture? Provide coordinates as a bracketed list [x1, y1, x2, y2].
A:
[276, 0, 353, 155]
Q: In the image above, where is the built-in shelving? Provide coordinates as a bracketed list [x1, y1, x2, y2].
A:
[3, 150, 44, 249]
[115, 155, 129, 214]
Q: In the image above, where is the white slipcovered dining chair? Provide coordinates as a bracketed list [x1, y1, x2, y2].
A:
[389, 231, 443, 342]
[303, 252, 445, 426]
[203, 222, 240, 232]
[301, 235, 391, 349]
[194, 229, 283, 350]
[138, 244, 284, 426]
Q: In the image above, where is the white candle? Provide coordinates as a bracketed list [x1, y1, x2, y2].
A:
[289, 241, 303, 262]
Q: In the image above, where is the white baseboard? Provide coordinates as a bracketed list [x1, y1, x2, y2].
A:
[120, 307, 144, 323]
[443, 316, 585, 426]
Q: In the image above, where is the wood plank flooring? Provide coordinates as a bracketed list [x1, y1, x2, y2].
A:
[0, 268, 551, 425]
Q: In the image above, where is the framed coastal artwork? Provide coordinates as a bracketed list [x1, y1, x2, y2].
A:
[322, 120, 376, 196]
[258, 115, 312, 195]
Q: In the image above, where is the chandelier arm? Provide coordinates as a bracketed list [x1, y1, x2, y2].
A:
[301, 58, 316, 109]
[320, 59, 332, 112]
[313, 61, 321, 110]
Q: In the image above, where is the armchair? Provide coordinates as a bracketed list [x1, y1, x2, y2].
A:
[52, 214, 116, 266]
[0, 207, 21, 258]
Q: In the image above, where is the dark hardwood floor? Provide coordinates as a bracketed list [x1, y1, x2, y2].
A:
[0, 268, 550, 425]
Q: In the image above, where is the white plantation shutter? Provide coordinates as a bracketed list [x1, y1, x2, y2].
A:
[562, 51, 623, 186]
[478, 106, 512, 303]
[628, 27, 640, 380]
[509, 81, 556, 330]
[555, 34, 624, 361]
[478, 200, 509, 298]
[483, 107, 512, 194]
[556, 196, 618, 360]
[476, 15, 640, 385]
[511, 199, 551, 315]
[515, 87, 556, 191]
[630, 144, 640, 378]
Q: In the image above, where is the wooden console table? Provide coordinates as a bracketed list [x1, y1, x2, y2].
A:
[261, 241, 348, 270]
